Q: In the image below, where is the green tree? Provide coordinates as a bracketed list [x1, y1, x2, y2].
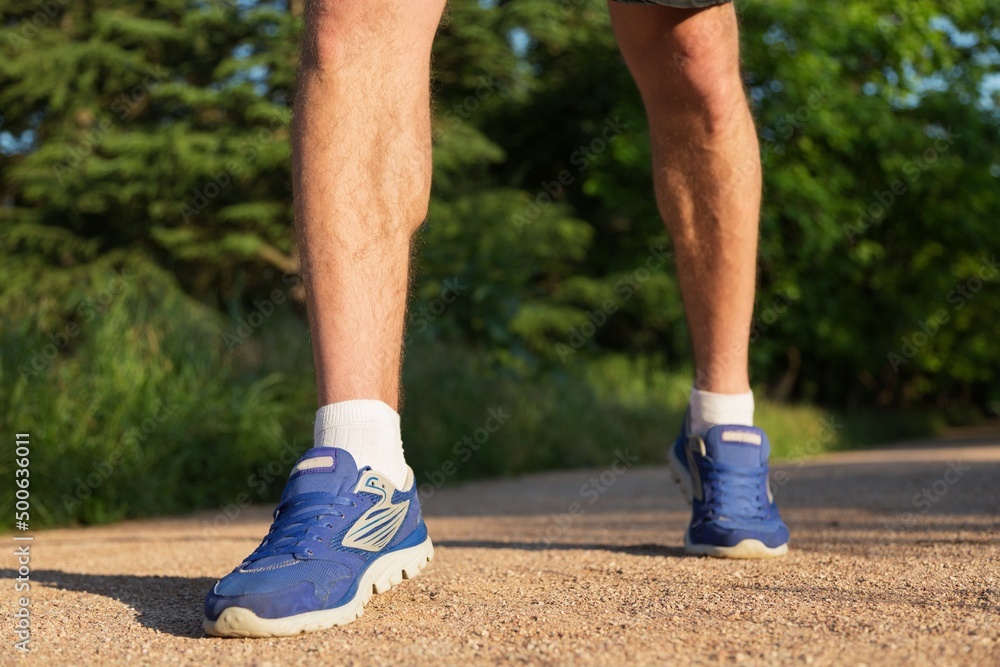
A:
[2, 0, 998, 425]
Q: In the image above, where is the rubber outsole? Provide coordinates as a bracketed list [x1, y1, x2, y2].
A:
[667, 444, 789, 560]
[683, 533, 788, 559]
[203, 535, 434, 638]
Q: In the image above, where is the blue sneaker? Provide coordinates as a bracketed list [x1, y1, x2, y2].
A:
[204, 447, 433, 637]
[668, 422, 789, 558]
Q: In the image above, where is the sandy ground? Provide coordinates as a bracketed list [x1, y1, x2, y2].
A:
[2, 437, 999, 666]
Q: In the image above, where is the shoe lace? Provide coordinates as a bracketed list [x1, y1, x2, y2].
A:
[244, 491, 357, 563]
[701, 462, 769, 521]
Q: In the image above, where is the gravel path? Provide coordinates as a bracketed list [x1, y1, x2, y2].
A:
[3, 438, 999, 666]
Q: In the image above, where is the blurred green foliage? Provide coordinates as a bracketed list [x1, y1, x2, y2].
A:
[0, 0, 997, 524]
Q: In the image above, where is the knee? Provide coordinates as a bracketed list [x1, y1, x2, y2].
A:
[300, 0, 440, 73]
[627, 9, 746, 133]
[300, 1, 379, 71]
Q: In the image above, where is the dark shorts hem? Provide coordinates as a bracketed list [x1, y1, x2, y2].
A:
[612, 0, 731, 7]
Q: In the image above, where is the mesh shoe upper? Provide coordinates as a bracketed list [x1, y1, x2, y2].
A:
[673, 425, 789, 549]
[205, 447, 427, 621]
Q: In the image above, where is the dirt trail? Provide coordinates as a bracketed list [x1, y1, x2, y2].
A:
[3, 439, 999, 666]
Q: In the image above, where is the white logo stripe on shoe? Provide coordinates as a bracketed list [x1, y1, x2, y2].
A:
[341, 473, 410, 552]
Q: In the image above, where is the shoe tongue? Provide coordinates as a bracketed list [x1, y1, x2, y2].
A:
[702, 425, 770, 467]
[242, 449, 362, 570]
[280, 447, 362, 501]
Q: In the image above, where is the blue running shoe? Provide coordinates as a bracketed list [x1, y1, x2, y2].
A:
[668, 422, 789, 559]
[204, 447, 433, 637]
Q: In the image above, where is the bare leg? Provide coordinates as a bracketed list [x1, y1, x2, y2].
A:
[201, 2, 448, 637]
[610, 2, 759, 394]
[610, 3, 789, 559]
[293, 0, 446, 410]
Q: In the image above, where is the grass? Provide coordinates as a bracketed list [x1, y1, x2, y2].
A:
[0, 259, 941, 528]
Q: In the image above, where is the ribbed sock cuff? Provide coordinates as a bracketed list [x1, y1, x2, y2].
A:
[313, 399, 408, 489]
[688, 387, 754, 438]
[314, 399, 400, 441]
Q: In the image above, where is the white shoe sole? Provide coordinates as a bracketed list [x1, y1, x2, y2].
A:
[683, 533, 788, 559]
[668, 444, 788, 559]
[204, 535, 434, 638]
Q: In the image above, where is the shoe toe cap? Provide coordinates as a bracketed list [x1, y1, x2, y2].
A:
[204, 579, 324, 621]
[204, 560, 354, 621]
[691, 518, 790, 549]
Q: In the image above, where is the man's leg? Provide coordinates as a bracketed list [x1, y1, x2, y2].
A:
[293, 0, 446, 489]
[203, 0, 445, 637]
[295, 0, 442, 412]
[609, 1, 789, 558]
[611, 1, 757, 397]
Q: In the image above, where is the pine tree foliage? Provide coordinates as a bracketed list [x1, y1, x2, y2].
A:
[2, 0, 998, 413]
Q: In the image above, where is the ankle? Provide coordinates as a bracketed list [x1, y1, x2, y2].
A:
[314, 399, 409, 489]
[687, 387, 754, 438]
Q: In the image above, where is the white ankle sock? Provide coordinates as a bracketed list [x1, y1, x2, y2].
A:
[687, 388, 755, 438]
[314, 399, 409, 489]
